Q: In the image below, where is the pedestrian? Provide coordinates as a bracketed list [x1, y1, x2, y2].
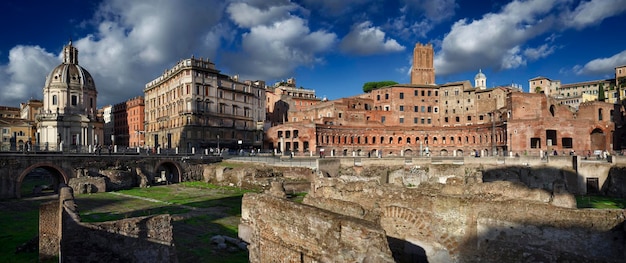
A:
[108, 145, 112, 155]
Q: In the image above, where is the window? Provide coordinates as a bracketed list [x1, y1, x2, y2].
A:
[414, 90, 418, 96]
[399, 92, 404, 99]
[71, 95, 77, 106]
[428, 91, 432, 96]
[414, 106, 419, 112]
[598, 109, 603, 121]
[456, 116, 460, 122]
[414, 117, 418, 124]
[530, 137, 541, 148]
[427, 106, 432, 113]
[381, 116, 386, 123]
[377, 95, 380, 101]
[421, 106, 425, 112]
[52, 95, 57, 105]
[399, 105, 404, 111]
[444, 117, 449, 123]
[278, 131, 283, 138]
[399, 117, 404, 123]
[467, 116, 472, 121]
[385, 94, 389, 99]
[427, 118, 431, 124]
[421, 118, 425, 124]
[479, 115, 484, 121]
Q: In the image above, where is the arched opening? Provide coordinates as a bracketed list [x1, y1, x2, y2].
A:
[440, 149, 448, 156]
[549, 105, 556, 117]
[404, 149, 413, 156]
[590, 128, 606, 151]
[456, 149, 463, 156]
[16, 163, 69, 199]
[155, 161, 182, 184]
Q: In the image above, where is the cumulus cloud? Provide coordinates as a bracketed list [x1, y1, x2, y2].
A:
[563, 0, 626, 29]
[340, 21, 405, 55]
[0, 46, 58, 104]
[227, 1, 298, 28]
[575, 50, 626, 75]
[0, 0, 227, 107]
[224, 15, 336, 80]
[434, 0, 562, 75]
[434, 0, 626, 76]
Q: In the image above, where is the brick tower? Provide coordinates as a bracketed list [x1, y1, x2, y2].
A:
[411, 43, 435, 85]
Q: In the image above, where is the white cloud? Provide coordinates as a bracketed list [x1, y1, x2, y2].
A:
[575, 50, 626, 75]
[0, 0, 226, 107]
[434, 0, 564, 75]
[434, 0, 626, 77]
[224, 15, 337, 80]
[340, 21, 405, 55]
[524, 44, 556, 61]
[563, 0, 626, 29]
[227, 2, 298, 28]
[0, 46, 58, 103]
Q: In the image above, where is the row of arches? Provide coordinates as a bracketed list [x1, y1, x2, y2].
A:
[11, 161, 183, 199]
[317, 132, 507, 147]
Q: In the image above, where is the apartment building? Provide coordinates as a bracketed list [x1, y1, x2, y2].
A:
[144, 57, 266, 153]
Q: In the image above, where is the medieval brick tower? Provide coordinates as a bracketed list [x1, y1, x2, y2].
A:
[411, 43, 435, 85]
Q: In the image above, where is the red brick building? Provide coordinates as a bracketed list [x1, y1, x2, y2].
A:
[265, 43, 626, 157]
[112, 96, 145, 147]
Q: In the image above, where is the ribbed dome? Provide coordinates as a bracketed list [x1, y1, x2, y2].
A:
[44, 41, 96, 91]
[475, 69, 486, 79]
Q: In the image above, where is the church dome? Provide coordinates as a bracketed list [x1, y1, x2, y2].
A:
[475, 69, 486, 80]
[44, 41, 96, 91]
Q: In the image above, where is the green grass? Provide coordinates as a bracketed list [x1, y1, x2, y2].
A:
[2, 183, 252, 263]
[576, 195, 626, 209]
[0, 198, 49, 263]
[288, 192, 308, 203]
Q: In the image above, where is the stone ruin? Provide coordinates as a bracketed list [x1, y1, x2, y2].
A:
[39, 184, 177, 263]
[240, 172, 626, 263]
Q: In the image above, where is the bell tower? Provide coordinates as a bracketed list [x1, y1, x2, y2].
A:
[411, 43, 435, 85]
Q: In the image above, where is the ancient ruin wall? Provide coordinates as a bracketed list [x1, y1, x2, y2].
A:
[239, 193, 395, 263]
[39, 186, 177, 263]
[304, 178, 626, 263]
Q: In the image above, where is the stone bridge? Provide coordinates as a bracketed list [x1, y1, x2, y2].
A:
[0, 153, 221, 199]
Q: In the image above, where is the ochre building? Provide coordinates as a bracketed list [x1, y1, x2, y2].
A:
[144, 57, 266, 153]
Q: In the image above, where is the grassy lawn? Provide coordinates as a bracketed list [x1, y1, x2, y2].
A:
[576, 195, 626, 209]
[0, 197, 55, 263]
[74, 183, 254, 263]
[2, 182, 256, 263]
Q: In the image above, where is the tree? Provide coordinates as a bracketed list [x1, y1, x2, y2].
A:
[534, 86, 543, 93]
[598, 83, 605, 102]
[362, 81, 399, 93]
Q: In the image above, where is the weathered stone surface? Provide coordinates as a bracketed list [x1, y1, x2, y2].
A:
[39, 185, 177, 263]
[302, 177, 626, 263]
[68, 176, 106, 194]
[240, 193, 395, 263]
[99, 169, 136, 191]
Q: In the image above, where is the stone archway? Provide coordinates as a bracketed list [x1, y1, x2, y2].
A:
[155, 161, 183, 183]
[404, 149, 413, 156]
[16, 163, 69, 199]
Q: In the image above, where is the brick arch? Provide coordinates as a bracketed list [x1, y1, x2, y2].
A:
[16, 162, 70, 199]
[382, 206, 433, 238]
[154, 161, 183, 183]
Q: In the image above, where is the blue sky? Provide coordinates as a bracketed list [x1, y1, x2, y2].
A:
[1, 0, 625, 107]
